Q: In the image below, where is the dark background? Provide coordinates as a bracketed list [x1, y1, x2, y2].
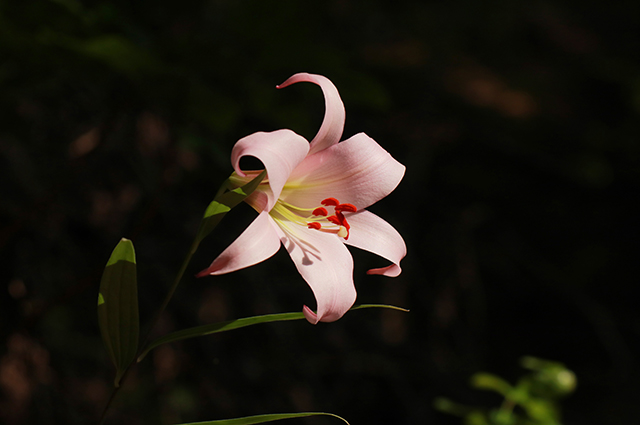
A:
[1, 0, 638, 424]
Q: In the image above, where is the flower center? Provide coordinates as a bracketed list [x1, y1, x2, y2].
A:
[270, 197, 357, 240]
[307, 197, 357, 240]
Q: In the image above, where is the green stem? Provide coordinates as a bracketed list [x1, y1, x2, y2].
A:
[141, 237, 200, 350]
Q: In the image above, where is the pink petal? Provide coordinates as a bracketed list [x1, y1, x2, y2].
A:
[231, 130, 309, 211]
[343, 210, 406, 277]
[197, 211, 281, 277]
[277, 73, 345, 155]
[273, 223, 357, 324]
[280, 132, 405, 210]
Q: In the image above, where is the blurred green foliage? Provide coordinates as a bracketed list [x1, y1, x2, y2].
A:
[435, 357, 576, 425]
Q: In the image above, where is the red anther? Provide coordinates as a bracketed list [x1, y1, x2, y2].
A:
[326, 215, 341, 226]
[321, 197, 340, 207]
[312, 207, 328, 216]
[326, 213, 351, 239]
[327, 212, 350, 228]
[307, 222, 322, 230]
[336, 211, 350, 229]
[335, 203, 357, 213]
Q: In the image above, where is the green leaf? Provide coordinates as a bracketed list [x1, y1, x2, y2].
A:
[520, 356, 577, 397]
[470, 373, 513, 396]
[98, 238, 139, 387]
[138, 304, 408, 362]
[175, 412, 349, 425]
[195, 170, 267, 244]
[518, 397, 559, 423]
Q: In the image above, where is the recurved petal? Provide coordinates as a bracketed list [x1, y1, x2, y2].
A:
[197, 211, 281, 277]
[231, 130, 309, 211]
[280, 132, 405, 210]
[274, 223, 356, 324]
[277, 73, 345, 155]
[343, 210, 406, 277]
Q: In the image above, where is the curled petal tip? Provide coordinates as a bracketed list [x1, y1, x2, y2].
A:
[303, 305, 320, 325]
[231, 130, 309, 210]
[276, 72, 313, 89]
[276, 73, 345, 154]
[344, 210, 406, 278]
[366, 264, 402, 277]
[195, 269, 211, 278]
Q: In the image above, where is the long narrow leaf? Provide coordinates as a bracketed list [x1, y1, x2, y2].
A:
[98, 238, 139, 387]
[175, 412, 349, 425]
[195, 170, 267, 244]
[470, 372, 513, 396]
[138, 304, 408, 361]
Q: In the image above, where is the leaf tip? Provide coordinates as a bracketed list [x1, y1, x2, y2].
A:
[107, 238, 136, 266]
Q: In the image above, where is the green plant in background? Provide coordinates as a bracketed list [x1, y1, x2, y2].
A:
[434, 356, 576, 425]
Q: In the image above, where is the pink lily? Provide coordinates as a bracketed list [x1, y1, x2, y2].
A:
[198, 73, 406, 324]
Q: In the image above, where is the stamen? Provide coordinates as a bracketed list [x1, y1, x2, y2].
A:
[277, 200, 317, 213]
[321, 198, 340, 207]
[335, 203, 357, 213]
[272, 197, 354, 240]
[312, 207, 328, 216]
[336, 211, 350, 229]
[326, 215, 341, 226]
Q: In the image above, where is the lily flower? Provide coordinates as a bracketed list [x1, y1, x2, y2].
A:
[198, 73, 406, 324]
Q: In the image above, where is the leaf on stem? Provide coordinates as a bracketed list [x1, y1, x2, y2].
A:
[174, 412, 349, 425]
[470, 373, 513, 396]
[138, 304, 408, 362]
[195, 170, 267, 244]
[98, 238, 139, 387]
